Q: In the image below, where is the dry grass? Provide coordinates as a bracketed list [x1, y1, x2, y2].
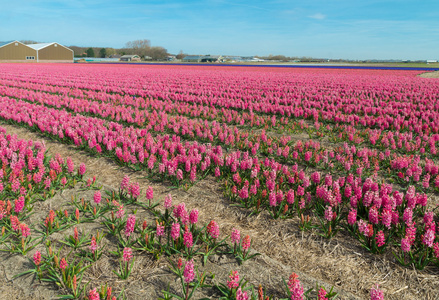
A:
[418, 71, 439, 78]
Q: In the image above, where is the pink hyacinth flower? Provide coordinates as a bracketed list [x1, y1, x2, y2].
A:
[120, 175, 130, 191]
[242, 235, 251, 251]
[375, 230, 385, 247]
[123, 247, 133, 262]
[14, 197, 25, 214]
[370, 284, 384, 300]
[171, 222, 180, 241]
[156, 224, 165, 237]
[125, 214, 136, 237]
[227, 270, 239, 289]
[33, 250, 41, 266]
[189, 209, 199, 224]
[401, 237, 411, 252]
[88, 288, 100, 300]
[129, 182, 140, 199]
[231, 228, 241, 244]
[146, 186, 154, 200]
[318, 288, 327, 300]
[79, 163, 86, 176]
[183, 259, 195, 283]
[207, 220, 220, 239]
[236, 287, 249, 300]
[287, 273, 304, 300]
[19, 223, 31, 238]
[164, 194, 173, 209]
[90, 236, 97, 253]
[183, 228, 193, 248]
[93, 191, 101, 205]
[59, 258, 68, 270]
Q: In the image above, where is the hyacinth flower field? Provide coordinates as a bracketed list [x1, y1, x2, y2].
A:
[0, 64, 439, 300]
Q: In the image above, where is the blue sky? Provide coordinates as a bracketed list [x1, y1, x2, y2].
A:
[1, 0, 438, 60]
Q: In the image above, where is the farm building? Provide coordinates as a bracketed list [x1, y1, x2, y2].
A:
[26, 43, 74, 62]
[0, 41, 37, 62]
[200, 55, 222, 62]
[120, 55, 140, 62]
[0, 41, 73, 62]
[182, 55, 202, 62]
[182, 55, 223, 63]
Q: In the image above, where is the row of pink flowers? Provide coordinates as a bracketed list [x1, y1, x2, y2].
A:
[3, 72, 439, 158]
[3, 85, 439, 196]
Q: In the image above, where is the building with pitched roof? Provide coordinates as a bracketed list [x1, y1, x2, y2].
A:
[0, 41, 37, 62]
[120, 55, 141, 62]
[26, 42, 73, 62]
[0, 41, 73, 62]
[182, 55, 223, 63]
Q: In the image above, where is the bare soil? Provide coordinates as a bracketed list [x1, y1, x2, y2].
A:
[418, 71, 439, 78]
[1, 122, 439, 299]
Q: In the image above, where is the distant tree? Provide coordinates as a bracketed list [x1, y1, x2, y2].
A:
[148, 46, 168, 60]
[106, 48, 116, 56]
[20, 40, 39, 44]
[69, 46, 86, 57]
[99, 48, 107, 58]
[176, 50, 186, 60]
[125, 39, 151, 50]
[263, 55, 289, 62]
[272, 55, 289, 62]
[124, 39, 150, 57]
[70, 40, 166, 60]
[86, 47, 95, 57]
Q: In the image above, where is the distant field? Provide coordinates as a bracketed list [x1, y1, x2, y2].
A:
[220, 61, 439, 69]
[86, 60, 439, 70]
[371, 62, 439, 68]
[262, 61, 439, 68]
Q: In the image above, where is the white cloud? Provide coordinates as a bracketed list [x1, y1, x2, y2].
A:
[309, 13, 326, 20]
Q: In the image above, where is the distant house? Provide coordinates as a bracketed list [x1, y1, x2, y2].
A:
[182, 55, 203, 62]
[182, 55, 223, 63]
[427, 60, 438, 63]
[200, 55, 222, 62]
[223, 56, 242, 62]
[120, 55, 140, 62]
[0, 40, 73, 62]
[249, 57, 264, 62]
[239, 56, 265, 62]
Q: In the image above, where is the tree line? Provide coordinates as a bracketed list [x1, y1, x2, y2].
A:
[69, 39, 168, 61]
[19, 40, 332, 63]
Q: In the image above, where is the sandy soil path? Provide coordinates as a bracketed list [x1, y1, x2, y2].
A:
[418, 71, 439, 78]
